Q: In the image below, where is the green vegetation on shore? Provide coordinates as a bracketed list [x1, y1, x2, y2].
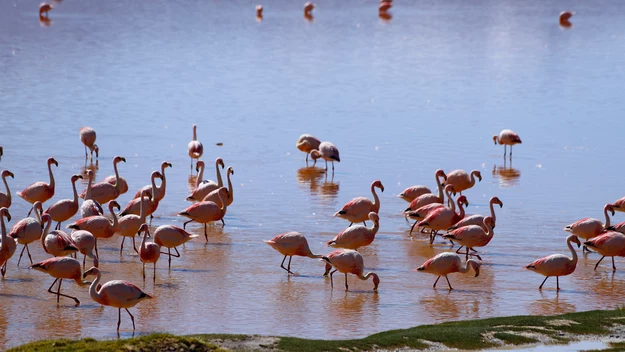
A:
[10, 309, 625, 351]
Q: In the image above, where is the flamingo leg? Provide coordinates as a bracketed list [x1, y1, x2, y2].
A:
[83, 254, 86, 271]
[153, 263, 157, 283]
[221, 218, 225, 226]
[348, 222, 353, 227]
[594, 256, 606, 270]
[117, 308, 122, 331]
[279, 255, 294, 275]
[27, 206, 33, 217]
[344, 273, 349, 291]
[409, 221, 418, 235]
[556, 276, 560, 291]
[287, 256, 293, 273]
[47, 278, 80, 306]
[329, 269, 337, 288]
[204, 224, 208, 242]
[445, 276, 453, 290]
[126, 308, 136, 330]
[84, 145, 88, 158]
[120, 237, 126, 255]
[323, 262, 332, 276]
[142, 263, 146, 281]
[132, 236, 138, 254]
[324, 160, 328, 171]
[332, 161, 335, 172]
[168, 248, 171, 269]
[456, 245, 464, 253]
[433, 276, 441, 288]
[538, 276, 549, 289]
[17, 245, 27, 267]
[94, 238, 99, 259]
[55, 222, 61, 230]
[613, 256, 617, 272]
[183, 219, 194, 230]
[363, 221, 367, 226]
[504, 145, 507, 157]
[25, 245, 33, 265]
[1, 263, 6, 278]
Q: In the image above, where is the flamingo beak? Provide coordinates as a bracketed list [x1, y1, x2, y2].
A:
[8, 172, 14, 178]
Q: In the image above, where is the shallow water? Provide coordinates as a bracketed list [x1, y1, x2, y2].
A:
[1, 0, 625, 349]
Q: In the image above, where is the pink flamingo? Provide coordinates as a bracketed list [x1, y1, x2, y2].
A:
[405, 170, 448, 212]
[583, 231, 625, 271]
[444, 169, 482, 195]
[416, 252, 480, 290]
[132, 161, 172, 200]
[179, 187, 229, 240]
[296, 134, 321, 163]
[326, 212, 379, 250]
[443, 216, 496, 260]
[379, 1, 392, 12]
[612, 196, 625, 212]
[31, 257, 89, 306]
[67, 201, 120, 258]
[564, 204, 614, 251]
[256, 5, 263, 18]
[40, 214, 79, 257]
[138, 223, 160, 282]
[117, 189, 151, 255]
[559, 11, 574, 26]
[525, 234, 580, 290]
[9, 201, 43, 266]
[416, 186, 468, 243]
[186, 158, 225, 201]
[448, 196, 503, 231]
[607, 221, 625, 233]
[81, 156, 126, 203]
[321, 249, 379, 291]
[406, 203, 445, 235]
[334, 180, 384, 226]
[0, 207, 16, 279]
[79, 127, 98, 160]
[397, 185, 431, 203]
[69, 230, 98, 269]
[0, 170, 14, 209]
[44, 174, 83, 230]
[80, 170, 103, 218]
[17, 157, 58, 213]
[493, 129, 522, 157]
[264, 232, 323, 274]
[310, 142, 340, 171]
[83, 267, 153, 332]
[120, 172, 163, 218]
[153, 225, 198, 269]
[188, 124, 204, 170]
[39, 2, 52, 17]
[304, 2, 315, 16]
[202, 166, 234, 207]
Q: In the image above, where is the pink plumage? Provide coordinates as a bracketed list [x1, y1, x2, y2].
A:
[334, 180, 384, 226]
[525, 235, 580, 290]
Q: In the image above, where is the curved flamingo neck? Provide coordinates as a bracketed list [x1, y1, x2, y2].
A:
[226, 171, 233, 204]
[113, 161, 121, 191]
[156, 166, 168, 201]
[484, 221, 494, 241]
[604, 205, 612, 228]
[88, 270, 104, 303]
[192, 126, 197, 141]
[35, 206, 42, 223]
[359, 272, 378, 282]
[370, 219, 380, 234]
[0, 213, 7, 250]
[435, 174, 444, 202]
[469, 171, 478, 187]
[140, 229, 149, 252]
[217, 191, 228, 216]
[109, 204, 119, 229]
[567, 236, 578, 266]
[460, 260, 479, 274]
[446, 188, 456, 213]
[456, 199, 465, 218]
[371, 184, 381, 211]
[489, 200, 497, 223]
[2, 175, 10, 204]
[71, 179, 79, 206]
[139, 191, 148, 223]
[85, 174, 93, 200]
[196, 164, 205, 188]
[40, 219, 52, 254]
[48, 162, 55, 191]
[215, 162, 223, 187]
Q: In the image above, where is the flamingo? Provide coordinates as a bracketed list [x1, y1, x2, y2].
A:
[80, 170, 103, 218]
[607, 221, 625, 234]
[153, 225, 198, 269]
[405, 202, 446, 235]
[525, 234, 580, 290]
[70, 230, 98, 269]
[40, 214, 79, 257]
[405, 170, 448, 212]
[334, 180, 384, 226]
[379, 1, 392, 12]
[448, 196, 504, 231]
[186, 158, 225, 201]
[321, 249, 379, 291]
[79, 127, 98, 160]
[613, 197, 625, 212]
[31, 257, 90, 306]
[326, 212, 379, 250]
[310, 142, 340, 171]
[0, 170, 15, 209]
[264, 232, 323, 274]
[9, 202, 43, 266]
[188, 124, 204, 170]
[256, 5, 263, 18]
[202, 166, 234, 207]
[138, 223, 160, 282]
[80, 156, 127, 203]
[564, 204, 615, 251]
[132, 161, 172, 200]
[493, 129, 522, 157]
[444, 169, 482, 195]
[179, 187, 229, 240]
[415, 252, 480, 290]
[0, 207, 16, 279]
[304, 2, 315, 16]
[443, 216, 496, 260]
[83, 267, 153, 332]
[67, 201, 120, 259]
[16, 157, 58, 213]
[116, 189, 151, 255]
[296, 134, 321, 163]
[44, 174, 83, 230]
[120, 172, 163, 218]
[397, 185, 431, 203]
[100, 156, 129, 196]
[583, 231, 625, 271]
[416, 186, 468, 243]
[39, 2, 52, 17]
[559, 11, 574, 27]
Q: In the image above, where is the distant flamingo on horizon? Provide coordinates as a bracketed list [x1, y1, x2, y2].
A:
[188, 124, 204, 170]
[79, 127, 98, 160]
[525, 234, 580, 290]
[493, 129, 522, 158]
[416, 252, 480, 290]
[296, 134, 321, 163]
[310, 142, 340, 172]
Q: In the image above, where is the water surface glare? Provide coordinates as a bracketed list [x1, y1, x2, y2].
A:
[2, 0, 625, 349]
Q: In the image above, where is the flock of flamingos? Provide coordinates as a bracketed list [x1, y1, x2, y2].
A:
[1, 125, 623, 336]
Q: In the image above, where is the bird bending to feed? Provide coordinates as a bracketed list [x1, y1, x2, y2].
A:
[17, 157, 58, 214]
[405, 169, 447, 212]
[68, 201, 120, 259]
[0, 170, 15, 209]
[79, 127, 98, 160]
[448, 196, 503, 231]
[31, 257, 90, 306]
[83, 267, 153, 332]
[188, 124, 204, 170]
[334, 180, 384, 226]
[443, 216, 495, 260]
[44, 174, 83, 230]
[264, 232, 323, 274]
[327, 212, 380, 250]
[0, 207, 16, 279]
[584, 231, 625, 271]
[70, 230, 98, 269]
[613, 197, 625, 213]
[310, 142, 340, 171]
[493, 129, 522, 157]
[179, 187, 229, 240]
[564, 204, 614, 251]
[444, 169, 482, 195]
[9, 201, 43, 266]
[322, 249, 379, 291]
[525, 234, 580, 290]
[416, 252, 480, 290]
[186, 158, 225, 201]
[39, 2, 52, 17]
[397, 185, 431, 203]
[153, 225, 198, 269]
[296, 134, 321, 163]
[138, 223, 160, 282]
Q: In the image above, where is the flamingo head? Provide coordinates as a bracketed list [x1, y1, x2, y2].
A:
[256, 5, 263, 15]
[457, 195, 469, 207]
[34, 201, 44, 213]
[1, 170, 14, 179]
[492, 135, 499, 145]
[110, 200, 121, 211]
[310, 150, 321, 161]
[473, 170, 482, 182]
[195, 160, 205, 172]
[39, 2, 52, 14]
[606, 204, 616, 216]
[372, 180, 384, 192]
[444, 184, 456, 194]
[0, 207, 10, 222]
[41, 213, 52, 226]
[368, 212, 380, 223]
[215, 157, 225, 169]
[162, 161, 173, 169]
[113, 156, 126, 164]
[228, 166, 234, 176]
[83, 266, 101, 279]
[570, 235, 581, 248]
[139, 223, 150, 235]
[435, 169, 447, 180]
[484, 216, 495, 228]
[559, 11, 574, 22]
[93, 144, 99, 158]
[304, 2, 315, 13]
[71, 174, 83, 183]
[152, 171, 164, 181]
[218, 187, 230, 199]
[372, 274, 380, 291]
[491, 196, 503, 208]
[472, 262, 481, 277]
[48, 157, 58, 167]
